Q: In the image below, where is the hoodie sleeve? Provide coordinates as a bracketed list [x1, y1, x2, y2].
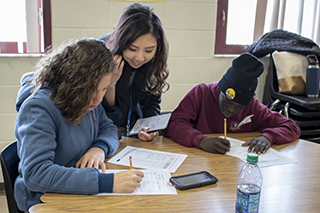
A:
[91, 105, 119, 158]
[15, 91, 117, 197]
[250, 99, 301, 144]
[15, 72, 35, 112]
[163, 84, 208, 148]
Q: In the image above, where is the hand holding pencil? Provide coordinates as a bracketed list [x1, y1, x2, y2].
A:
[199, 118, 230, 154]
[113, 169, 144, 193]
[112, 156, 145, 193]
[199, 137, 230, 154]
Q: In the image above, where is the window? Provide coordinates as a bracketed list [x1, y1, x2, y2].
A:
[215, 0, 320, 55]
[0, 0, 51, 54]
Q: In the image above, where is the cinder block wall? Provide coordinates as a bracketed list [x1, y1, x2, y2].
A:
[0, 0, 268, 182]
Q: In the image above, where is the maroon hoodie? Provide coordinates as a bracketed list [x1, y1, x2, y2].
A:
[164, 82, 301, 148]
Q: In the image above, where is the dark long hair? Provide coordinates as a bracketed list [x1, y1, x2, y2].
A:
[107, 3, 169, 95]
[32, 38, 116, 125]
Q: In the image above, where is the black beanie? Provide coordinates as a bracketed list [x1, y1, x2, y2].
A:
[218, 52, 264, 105]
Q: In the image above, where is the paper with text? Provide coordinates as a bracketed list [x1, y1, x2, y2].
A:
[129, 113, 171, 135]
[224, 136, 296, 167]
[108, 146, 187, 173]
[98, 170, 177, 195]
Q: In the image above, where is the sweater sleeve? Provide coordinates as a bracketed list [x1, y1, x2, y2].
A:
[15, 97, 104, 195]
[250, 99, 301, 144]
[98, 173, 114, 192]
[91, 105, 119, 158]
[163, 84, 207, 148]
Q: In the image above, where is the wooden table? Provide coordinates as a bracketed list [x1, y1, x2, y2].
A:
[29, 133, 320, 213]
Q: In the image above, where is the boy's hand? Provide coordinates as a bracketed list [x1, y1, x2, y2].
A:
[200, 137, 231, 154]
[242, 135, 271, 154]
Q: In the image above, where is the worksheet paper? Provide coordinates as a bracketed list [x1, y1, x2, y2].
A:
[108, 146, 187, 173]
[129, 113, 171, 135]
[98, 169, 177, 195]
[224, 136, 296, 167]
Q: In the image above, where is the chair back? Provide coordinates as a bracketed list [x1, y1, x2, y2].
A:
[263, 56, 320, 110]
[263, 56, 320, 143]
[0, 141, 24, 213]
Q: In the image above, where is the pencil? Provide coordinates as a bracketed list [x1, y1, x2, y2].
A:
[224, 118, 227, 139]
[129, 156, 133, 169]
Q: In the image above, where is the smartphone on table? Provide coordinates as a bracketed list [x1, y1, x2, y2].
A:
[169, 171, 218, 190]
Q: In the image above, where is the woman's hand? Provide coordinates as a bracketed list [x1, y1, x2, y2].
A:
[75, 147, 106, 173]
[138, 125, 159, 141]
[105, 55, 125, 106]
[110, 54, 124, 87]
[113, 170, 144, 193]
[242, 135, 272, 154]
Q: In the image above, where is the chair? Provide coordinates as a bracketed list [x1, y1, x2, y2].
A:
[0, 141, 24, 213]
[263, 55, 320, 110]
[263, 56, 320, 143]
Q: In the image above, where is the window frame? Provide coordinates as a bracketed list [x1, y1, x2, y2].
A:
[0, 0, 51, 54]
[43, 0, 52, 52]
[215, 0, 246, 55]
[215, 0, 267, 55]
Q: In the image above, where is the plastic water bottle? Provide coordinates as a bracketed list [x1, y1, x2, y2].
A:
[235, 153, 263, 213]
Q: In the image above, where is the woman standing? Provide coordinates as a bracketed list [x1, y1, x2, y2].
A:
[99, 3, 169, 141]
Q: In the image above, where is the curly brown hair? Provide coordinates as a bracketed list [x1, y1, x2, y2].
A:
[107, 3, 169, 95]
[32, 38, 116, 125]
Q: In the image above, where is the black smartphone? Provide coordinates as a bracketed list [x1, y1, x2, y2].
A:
[169, 171, 218, 190]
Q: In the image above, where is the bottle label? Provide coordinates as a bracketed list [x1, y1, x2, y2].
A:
[235, 184, 261, 213]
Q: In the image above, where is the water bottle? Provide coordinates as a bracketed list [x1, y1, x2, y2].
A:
[305, 54, 320, 98]
[235, 153, 263, 213]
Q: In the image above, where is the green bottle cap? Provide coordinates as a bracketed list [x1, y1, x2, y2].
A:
[246, 153, 258, 163]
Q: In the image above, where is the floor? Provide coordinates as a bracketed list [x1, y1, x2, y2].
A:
[0, 194, 9, 213]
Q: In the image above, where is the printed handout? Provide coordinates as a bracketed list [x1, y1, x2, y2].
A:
[128, 113, 171, 135]
[108, 145, 187, 173]
[224, 136, 296, 167]
[98, 169, 177, 195]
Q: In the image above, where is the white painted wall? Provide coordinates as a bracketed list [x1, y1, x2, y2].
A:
[0, 0, 269, 182]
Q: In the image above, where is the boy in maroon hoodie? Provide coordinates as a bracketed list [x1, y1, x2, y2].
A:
[164, 53, 301, 154]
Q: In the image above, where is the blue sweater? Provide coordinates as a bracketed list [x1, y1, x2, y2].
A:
[14, 75, 119, 211]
